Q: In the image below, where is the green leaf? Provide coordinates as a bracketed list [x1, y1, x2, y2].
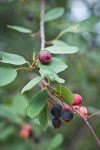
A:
[56, 84, 74, 104]
[39, 68, 65, 83]
[52, 40, 69, 46]
[27, 90, 48, 118]
[21, 76, 43, 94]
[45, 46, 78, 54]
[0, 52, 27, 65]
[0, 126, 15, 141]
[0, 67, 17, 86]
[12, 94, 29, 115]
[7, 25, 32, 33]
[39, 105, 48, 131]
[49, 133, 64, 149]
[45, 7, 64, 22]
[39, 57, 68, 73]
[0, 105, 22, 124]
[58, 16, 98, 37]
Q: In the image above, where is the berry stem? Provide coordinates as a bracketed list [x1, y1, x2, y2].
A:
[40, 0, 45, 50]
[42, 80, 100, 147]
[88, 111, 100, 119]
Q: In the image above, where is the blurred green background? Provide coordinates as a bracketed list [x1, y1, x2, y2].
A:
[0, 0, 100, 150]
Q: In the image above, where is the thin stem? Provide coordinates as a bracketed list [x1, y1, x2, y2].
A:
[40, 0, 45, 50]
[88, 111, 100, 119]
[42, 80, 100, 147]
[83, 117, 100, 146]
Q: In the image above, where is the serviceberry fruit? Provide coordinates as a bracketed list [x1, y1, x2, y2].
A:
[72, 94, 82, 105]
[52, 118, 62, 129]
[64, 106, 72, 111]
[61, 109, 73, 122]
[51, 104, 62, 118]
[26, 12, 34, 21]
[19, 128, 29, 138]
[79, 106, 88, 117]
[38, 50, 51, 64]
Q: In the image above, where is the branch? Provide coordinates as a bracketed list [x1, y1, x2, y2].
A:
[39, 0, 100, 147]
[40, 0, 45, 50]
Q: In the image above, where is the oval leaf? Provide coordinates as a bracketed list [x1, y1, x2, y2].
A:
[0, 67, 17, 86]
[7, 25, 32, 33]
[0, 52, 27, 65]
[39, 105, 48, 131]
[39, 57, 68, 73]
[56, 84, 74, 104]
[52, 40, 69, 46]
[27, 90, 48, 118]
[21, 76, 43, 94]
[49, 133, 64, 149]
[45, 7, 64, 22]
[45, 46, 78, 54]
[39, 68, 65, 83]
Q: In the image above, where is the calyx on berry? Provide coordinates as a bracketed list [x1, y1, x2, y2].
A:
[52, 118, 62, 129]
[51, 104, 62, 118]
[38, 50, 51, 64]
[72, 94, 82, 105]
[61, 109, 73, 122]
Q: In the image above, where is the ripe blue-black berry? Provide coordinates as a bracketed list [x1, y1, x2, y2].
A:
[52, 118, 62, 129]
[61, 109, 73, 122]
[38, 50, 51, 64]
[26, 12, 34, 21]
[51, 104, 62, 118]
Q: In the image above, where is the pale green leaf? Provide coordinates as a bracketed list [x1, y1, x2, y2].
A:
[52, 40, 69, 46]
[21, 76, 43, 94]
[12, 94, 29, 115]
[0, 105, 22, 124]
[58, 16, 98, 38]
[39, 57, 68, 73]
[39, 68, 65, 83]
[49, 133, 64, 149]
[45, 46, 78, 54]
[7, 25, 32, 33]
[0, 52, 27, 65]
[0, 67, 17, 86]
[27, 90, 48, 118]
[56, 84, 74, 104]
[39, 105, 48, 131]
[45, 7, 64, 22]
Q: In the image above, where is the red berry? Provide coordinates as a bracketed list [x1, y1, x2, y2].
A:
[64, 106, 72, 111]
[19, 129, 29, 138]
[38, 50, 51, 64]
[23, 123, 32, 131]
[79, 106, 88, 117]
[72, 94, 82, 105]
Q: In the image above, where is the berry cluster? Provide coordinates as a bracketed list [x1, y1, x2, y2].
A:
[38, 50, 88, 128]
[19, 123, 40, 144]
[72, 94, 88, 118]
[51, 104, 74, 129]
[50, 94, 88, 129]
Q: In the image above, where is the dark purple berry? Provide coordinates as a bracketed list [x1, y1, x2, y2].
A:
[52, 118, 62, 129]
[51, 104, 62, 118]
[29, 131, 34, 138]
[26, 12, 34, 21]
[38, 50, 51, 64]
[61, 109, 73, 122]
[33, 136, 40, 144]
